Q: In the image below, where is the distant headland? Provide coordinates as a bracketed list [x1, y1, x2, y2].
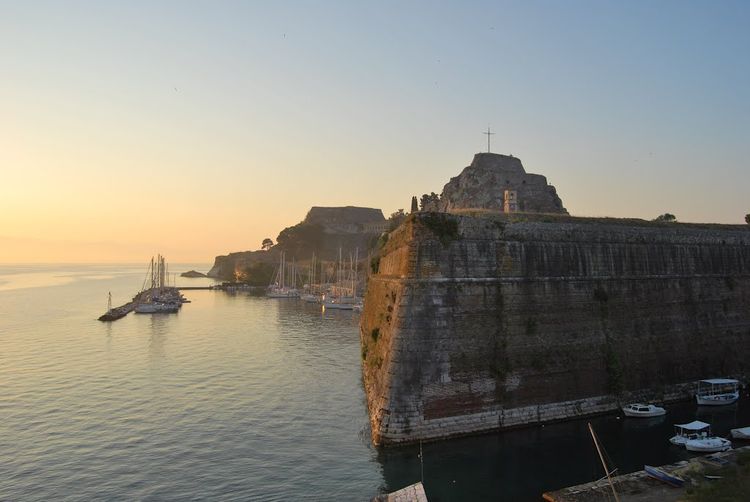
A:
[207, 205, 387, 282]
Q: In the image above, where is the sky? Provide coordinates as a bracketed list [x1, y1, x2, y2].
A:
[1, 1, 748, 263]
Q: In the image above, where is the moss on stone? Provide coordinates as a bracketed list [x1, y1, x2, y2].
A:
[421, 213, 460, 246]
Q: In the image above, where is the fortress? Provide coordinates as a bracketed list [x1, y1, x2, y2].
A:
[360, 153, 750, 446]
[436, 153, 566, 214]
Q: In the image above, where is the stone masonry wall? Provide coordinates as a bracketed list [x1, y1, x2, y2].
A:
[438, 153, 567, 214]
[360, 213, 750, 445]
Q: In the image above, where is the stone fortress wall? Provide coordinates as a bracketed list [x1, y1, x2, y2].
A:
[360, 212, 750, 445]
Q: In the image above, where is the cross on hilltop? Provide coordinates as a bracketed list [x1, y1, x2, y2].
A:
[483, 127, 495, 153]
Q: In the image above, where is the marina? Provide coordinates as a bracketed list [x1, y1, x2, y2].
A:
[5, 264, 750, 500]
[98, 255, 190, 321]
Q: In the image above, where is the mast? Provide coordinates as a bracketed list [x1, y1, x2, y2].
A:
[588, 423, 620, 502]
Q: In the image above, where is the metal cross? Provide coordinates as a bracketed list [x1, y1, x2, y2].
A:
[483, 126, 495, 153]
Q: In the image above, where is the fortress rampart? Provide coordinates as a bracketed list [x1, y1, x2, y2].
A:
[360, 212, 750, 445]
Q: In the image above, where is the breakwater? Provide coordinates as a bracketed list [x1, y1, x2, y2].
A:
[360, 212, 750, 445]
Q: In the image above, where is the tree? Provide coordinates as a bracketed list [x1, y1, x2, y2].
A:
[410, 196, 419, 213]
[419, 192, 440, 211]
[388, 209, 406, 231]
[745, 214, 750, 225]
[261, 238, 274, 251]
[653, 213, 676, 222]
[276, 222, 325, 257]
[240, 262, 276, 286]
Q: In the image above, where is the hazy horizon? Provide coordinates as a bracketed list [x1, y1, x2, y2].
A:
[2, 1, 748, 263]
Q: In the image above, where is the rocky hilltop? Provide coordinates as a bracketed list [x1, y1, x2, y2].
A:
[360, 212, 750, 445]
[437, 153, 566, 214]
[305, 206, 384, 227]
[208, 205, 386, 280]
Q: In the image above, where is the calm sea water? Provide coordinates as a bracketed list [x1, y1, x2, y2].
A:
[2, 264, 749, 501]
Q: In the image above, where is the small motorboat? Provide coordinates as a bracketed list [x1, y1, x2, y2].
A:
[622, 403, 666, 418]
[685, 436, 732, 453]
[669, 420, 711, 446]
[644, 465, 685, 487]
[696, 378, 740, 406]
[730, 426, 750, 439]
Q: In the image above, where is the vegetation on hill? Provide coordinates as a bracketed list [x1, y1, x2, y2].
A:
[237, 262, 276, 286]
[653, 213, 677, 222]
[275, 222, 326, 258]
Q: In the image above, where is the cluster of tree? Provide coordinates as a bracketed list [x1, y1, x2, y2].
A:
[388, 209, 406, 231]
[261, 238, 274, 251]
[238, 262, 276, 287]
[653, 213, 676, 222]
[419, 192, 440, 211]
[275, 222, 326, 257]
[746, 213, 750, 225]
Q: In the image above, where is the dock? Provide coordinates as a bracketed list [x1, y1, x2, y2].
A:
[98, 289, 149, 321]
[372, 482, 428, 502]
[98, 287, 188, 321]
[542, 446, 750, 502]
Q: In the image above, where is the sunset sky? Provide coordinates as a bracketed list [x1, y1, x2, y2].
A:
[2, 1, 748, 263]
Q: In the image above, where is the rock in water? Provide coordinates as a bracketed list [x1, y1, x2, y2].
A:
[180, 270, 207, 278]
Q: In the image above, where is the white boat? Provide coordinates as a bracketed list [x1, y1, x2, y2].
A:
[730, 426, 750, 439]
[267, 251, 300, 298]
[669, 420, 711, 446]
[301, 293, 321, 303]
[696, 378, 740, 406]
[267, 288, 299, 298]
[135, 302, 178, 313]
[323, 296, 357, 310]
[685, 436, 732, 453]
[622, 403, 666, 418]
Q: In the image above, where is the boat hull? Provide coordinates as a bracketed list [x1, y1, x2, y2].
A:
[622, 405, 666, 418]
[644, 465, 685, 487]
[684, 437, 732, 453]
[731, 427, 750, 440]
[324, 302, 354, 310]
[696, 392, 739, 406]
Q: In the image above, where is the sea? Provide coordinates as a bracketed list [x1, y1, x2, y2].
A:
[2, 263, 749, 501]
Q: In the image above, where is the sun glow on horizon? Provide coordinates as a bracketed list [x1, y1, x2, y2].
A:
[2, 2, 748, 263]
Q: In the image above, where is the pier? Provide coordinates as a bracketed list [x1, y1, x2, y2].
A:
[98, 289, 150, 321]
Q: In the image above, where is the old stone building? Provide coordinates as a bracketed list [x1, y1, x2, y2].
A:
[438, 152, 567, 214]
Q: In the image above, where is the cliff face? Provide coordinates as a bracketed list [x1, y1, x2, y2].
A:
[360, 212, 750, 445]
[208, 206, 385, 280]
[438, 153, 566, 214]
[305, 206, 385, 226]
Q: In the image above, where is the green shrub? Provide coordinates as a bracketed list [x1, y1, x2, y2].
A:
[370, 256, 380, 274]
[421, 213, 459, 245]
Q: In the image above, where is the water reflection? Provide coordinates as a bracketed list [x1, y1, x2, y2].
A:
[147, 314, 169, 364]
[375, 399, 750, 501]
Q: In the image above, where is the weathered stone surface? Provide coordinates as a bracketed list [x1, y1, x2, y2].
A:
[360, 212, 750, 445]
[438, 153, 566, 213]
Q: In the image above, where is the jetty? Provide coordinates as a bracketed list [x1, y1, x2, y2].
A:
[98, 255, 192, 321]
[371, 482, 427, 502]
